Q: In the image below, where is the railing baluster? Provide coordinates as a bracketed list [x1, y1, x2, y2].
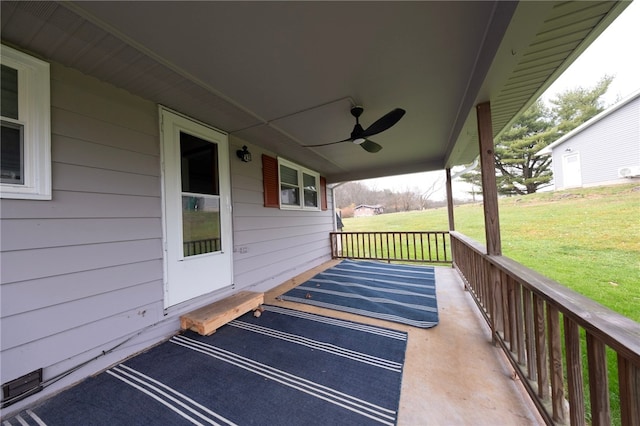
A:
[547, 305, 565, 422]
[564, 317, 585, 426]
[533, 294, 548, 399]
[618, 354, 640, 426]
[587, 332, 611, 426]
[522, 287, 537, 381]
[513, 279, 526, 365]
[328, 231, 452, 264]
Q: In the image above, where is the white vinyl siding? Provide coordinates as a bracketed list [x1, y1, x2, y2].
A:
[0, 61, 335, 415]
[230, 142, 334, 291]
[551, 95, 640, 189]
[0, 45, 51, 199]
[0, 63, 164, 397]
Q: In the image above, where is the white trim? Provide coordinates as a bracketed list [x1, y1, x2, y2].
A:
[159, 106, 233, 308]
[277, 157, 320, 211]
[0, 45, 51, 200]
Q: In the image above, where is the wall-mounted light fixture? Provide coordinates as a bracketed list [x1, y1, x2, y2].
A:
[236, 146, 252, 162]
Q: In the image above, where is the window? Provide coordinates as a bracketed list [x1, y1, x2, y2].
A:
[0, 45, 51, 200]
[262, 154, 327, 210]
[278, 158, 320, 210]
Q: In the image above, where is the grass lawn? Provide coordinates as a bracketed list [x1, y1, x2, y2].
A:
[342, 183, 640, 321]
[341, 183, 639, 424]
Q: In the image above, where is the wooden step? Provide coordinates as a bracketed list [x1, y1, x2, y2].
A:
[180, 291, 264, 336]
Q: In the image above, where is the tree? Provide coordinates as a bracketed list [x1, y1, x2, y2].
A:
[458, 163, 483, 201]
[493, 76, 613, 195]
[551, 75, 613, 135]
[493, 99, 556, 195]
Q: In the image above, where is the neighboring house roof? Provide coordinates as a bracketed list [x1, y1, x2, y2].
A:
[537, 90, 640, 156]
[355, 204, 383, 210]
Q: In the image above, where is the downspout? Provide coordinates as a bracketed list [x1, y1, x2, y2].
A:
[328, 182, 346, 232]
[446, 156, 479, 232]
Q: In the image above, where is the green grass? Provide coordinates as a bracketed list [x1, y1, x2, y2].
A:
[342, 183, 640, 320]
[342, 183, 640, 424]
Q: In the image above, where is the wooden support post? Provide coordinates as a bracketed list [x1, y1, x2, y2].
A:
[445, 168, 455, 232]
[476, 102, 501, 256]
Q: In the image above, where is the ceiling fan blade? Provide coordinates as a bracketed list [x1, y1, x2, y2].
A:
[303, 137, 351, 147]
[360, 139, 382, 153]
[360, 108, 405, 138]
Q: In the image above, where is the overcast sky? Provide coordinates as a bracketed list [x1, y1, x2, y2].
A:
[363, 1, 640, 198]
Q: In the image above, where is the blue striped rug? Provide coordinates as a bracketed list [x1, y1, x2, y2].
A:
[8, 306, 407, 426]
[280, 259, 438, 328]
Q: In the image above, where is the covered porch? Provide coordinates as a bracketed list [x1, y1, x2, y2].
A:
[266, 260, 544, 425]
[1, 1, 638, 424]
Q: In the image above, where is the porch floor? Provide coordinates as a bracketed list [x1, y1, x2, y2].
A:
[265, 260, 544, 425]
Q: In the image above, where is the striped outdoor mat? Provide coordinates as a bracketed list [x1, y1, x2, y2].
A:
[280, 259, 438, 328]
[6, 305, 407, 426]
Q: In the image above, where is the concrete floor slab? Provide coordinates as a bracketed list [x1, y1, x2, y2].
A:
[265, 261, 544, 425]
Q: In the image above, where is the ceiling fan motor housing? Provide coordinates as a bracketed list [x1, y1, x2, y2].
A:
[350, 106, 364, 118]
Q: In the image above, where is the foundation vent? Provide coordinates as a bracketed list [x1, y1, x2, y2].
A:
[1, 369, 43, 407]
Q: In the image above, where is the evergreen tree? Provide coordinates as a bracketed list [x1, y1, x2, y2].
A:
[493, 76, 612, 195]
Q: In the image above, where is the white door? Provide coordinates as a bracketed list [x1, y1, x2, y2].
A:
[161, 108, 233, 308]
[562, 152, 582, 188]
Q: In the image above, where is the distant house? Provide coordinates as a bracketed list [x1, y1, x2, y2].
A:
[354, 204, 384, 217]
[537, 91, 640, 190]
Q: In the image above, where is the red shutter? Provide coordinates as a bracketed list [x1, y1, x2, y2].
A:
[262, 154, 279, 208]
[320, 176, 328, 211]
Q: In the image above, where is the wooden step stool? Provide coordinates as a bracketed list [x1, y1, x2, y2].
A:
[180, 291, 264, 336]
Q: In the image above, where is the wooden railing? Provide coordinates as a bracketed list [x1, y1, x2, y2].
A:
[450, 231, 640, 426]
[330, 231, 451, 264]
[183, 238, 221, 256]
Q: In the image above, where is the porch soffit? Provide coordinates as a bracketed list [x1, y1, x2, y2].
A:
[0, 1, 628, 183]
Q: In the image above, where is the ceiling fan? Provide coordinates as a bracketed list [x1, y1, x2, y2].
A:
[304, 106, 405, 153]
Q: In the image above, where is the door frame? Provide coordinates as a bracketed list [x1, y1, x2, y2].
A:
[159, 106, 234, 309]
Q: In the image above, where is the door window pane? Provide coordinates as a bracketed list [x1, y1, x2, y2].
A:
[180, 131, 221, 257]
[1, 121, 24, 184]
[182, 195, 221, 257]
[180, 132, 219, 195]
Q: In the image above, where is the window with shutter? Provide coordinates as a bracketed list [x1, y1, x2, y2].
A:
[262, 154, 327, 211]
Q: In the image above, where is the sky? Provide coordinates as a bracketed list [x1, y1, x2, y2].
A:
[362, 1, 640, 199]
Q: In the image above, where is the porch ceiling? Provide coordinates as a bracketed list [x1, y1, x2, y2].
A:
[0, 1, 628, 183]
